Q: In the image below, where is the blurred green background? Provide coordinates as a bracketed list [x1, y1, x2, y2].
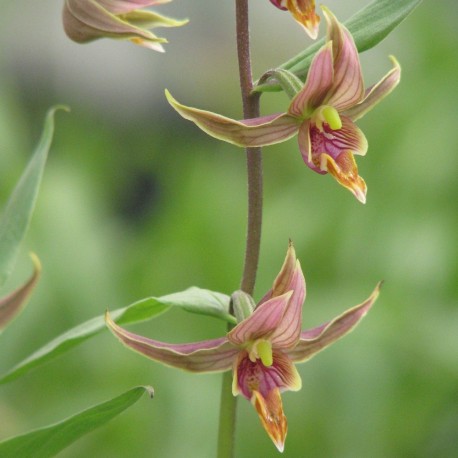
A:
[0, 1, 457, 457]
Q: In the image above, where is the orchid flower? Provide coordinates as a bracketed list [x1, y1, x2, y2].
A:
[62, 0, 188, 52]
[106, 243, 380, 451]
[165, 7, 401, 203]
[269, 0, 320, 39]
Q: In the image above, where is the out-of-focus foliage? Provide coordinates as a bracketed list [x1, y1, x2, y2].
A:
[0, 1, 456, 457]
[0, 386, 154, 458]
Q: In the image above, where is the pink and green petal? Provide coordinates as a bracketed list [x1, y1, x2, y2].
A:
[122, 10, 188, 29]
[270, 262, 306, 349]
[105, 312, 238, 372]
[234, 350, 302, 399]
[288, 42, 334, 118]
[0, 254, 41, 331]
[63, 2, 165, 52]
[259, 241, 298, 304]
[63, 0, 185, 51]
[343, 56, 401, 122]
[166, 90, 300, 147]
[322, 7, 364, 111]
[227, 292, 293, 346]
[97, 0, 171, 14]
[286, 282, 381, 363]
[252, 388, 287, 453]
[271, 242, 298, 297]
[321, 151, 367, 204]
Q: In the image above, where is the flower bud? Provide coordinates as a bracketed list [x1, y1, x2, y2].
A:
[231, 290, 256, 323]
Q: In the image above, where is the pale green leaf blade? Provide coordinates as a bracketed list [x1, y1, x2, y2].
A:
[0, 385, 154, 458]
[0, 106, 68, 287]
[0, 287, 233, 384]
[255, 0, 422, 92]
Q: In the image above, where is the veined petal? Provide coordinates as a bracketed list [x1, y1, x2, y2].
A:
[166, 90, 300, 147]
[97, 0, 171, 15]
[63, 0, 175, 48]
[311, 116, 368, 160]
[272, 241, 298, 297]
[321, 151, 367, 204]
[227, 292, 293, 346]
[270, 261, 306, 348]
[252, 388, 287, 452]
[123, 10, 188, 29]
[322, 7, 364, 111]
[288, 42, 334, 117]
[285, 0, 320, 40]
[298, 120, 325, 173]
[234, 350, 301, 399]
[343, 56, 401, 122]
[286, 283, 381, 363]
[105, 312, 238, 372]
[258, 241, 297, 304]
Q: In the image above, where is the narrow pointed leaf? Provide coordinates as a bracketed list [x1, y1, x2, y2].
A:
[0, 106, 67, 287]
[0, 254, 41, 334]
[255, 0, 422, 92]
[0, 385, 154, 458]
[0, 287, 233, 384]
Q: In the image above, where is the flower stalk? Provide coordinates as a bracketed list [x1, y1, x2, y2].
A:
[217, 1, 263, 456]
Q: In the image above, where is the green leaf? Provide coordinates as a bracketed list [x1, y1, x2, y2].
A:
[0, 385, 154, 458]
[255, 0, 422, 92]
[0, 106, 68, 287]
[0, 287, 233, 384]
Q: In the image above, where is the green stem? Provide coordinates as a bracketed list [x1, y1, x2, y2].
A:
[217, 1, 263, 457]
[217, 370, 238, 458]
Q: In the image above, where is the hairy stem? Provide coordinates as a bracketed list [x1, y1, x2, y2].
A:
[217, 1, 263, 457]
[236, 1, 262, 295]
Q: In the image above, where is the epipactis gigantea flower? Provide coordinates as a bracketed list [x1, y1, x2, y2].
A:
[269, 0, 320, 39]
[165, 7, 401, 203]
[106, 243, 381, 451]
[62, 0, 188, 52]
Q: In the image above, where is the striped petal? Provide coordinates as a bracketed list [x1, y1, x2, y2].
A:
[270, 260, 306, 348]
[310, 116, 368, 161]
[288, 41, 334, 118]
[63, 0, 186, 51]
[343, 56, 401, 122]
[271, 241, 298, 297]
[322, 7, 364, 111]
[166, 90, 300, 147]
[97, 1, 171, 14]
[298, 119, 325, 174]
[233, 350, 302, 399]
[105, 312, 238, 372]
[227, 292, 293, 346]
[286, 283, 381, 363]
[258, 241, 298, 303]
